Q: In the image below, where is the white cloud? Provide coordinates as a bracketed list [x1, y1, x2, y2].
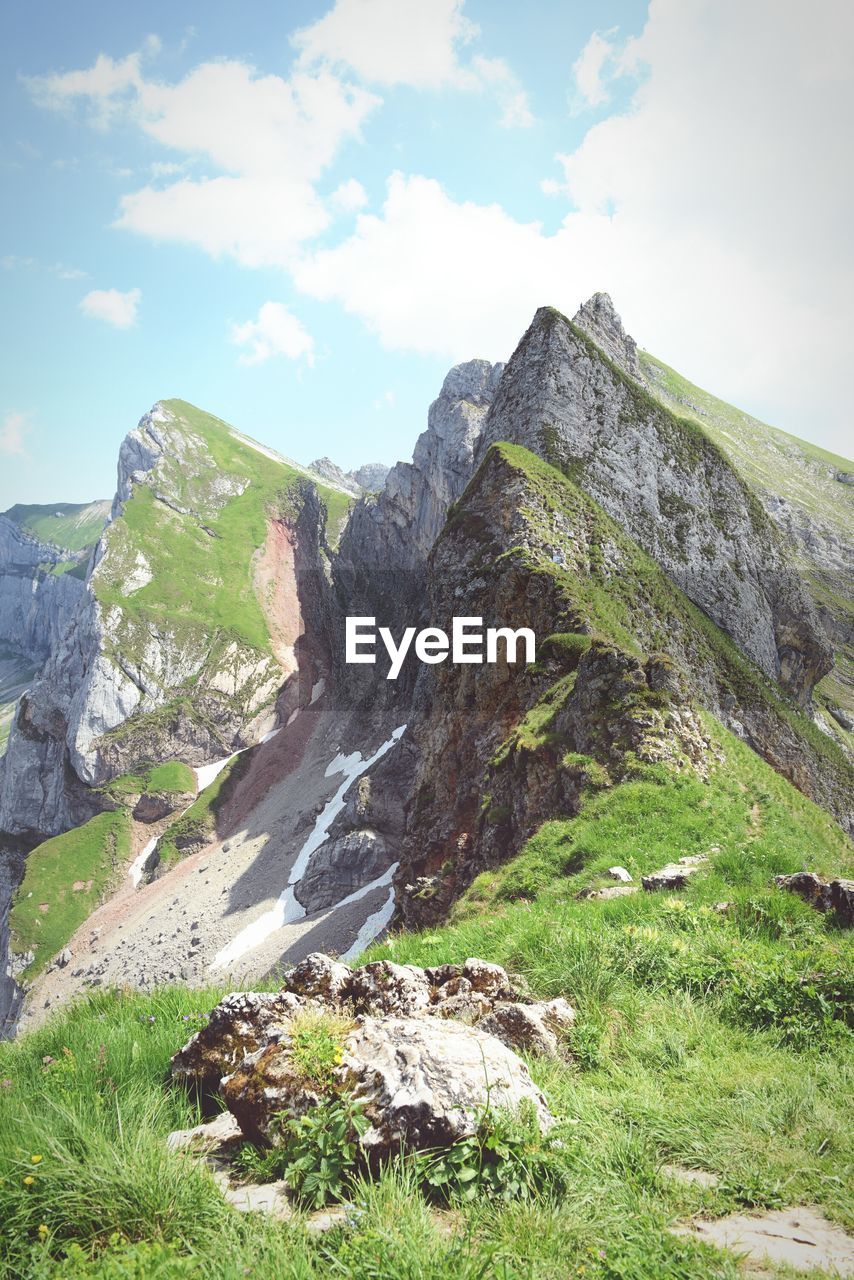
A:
[294, 1, 532, 127]
[372, 389, 395, 409]
[79, 287, 140, 328]
[294, 0, 477, 89]
[470, 56, 534, 128]
[0, 411, 29, 457]
[296, 0, 854, 453]
[30, 49, 379, 270]
[331, 177, 368, 211]
[570, 29, 619, 112]
[231, 301, 315, 366]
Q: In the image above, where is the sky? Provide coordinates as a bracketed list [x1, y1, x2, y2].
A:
[1, 0, 852, 508]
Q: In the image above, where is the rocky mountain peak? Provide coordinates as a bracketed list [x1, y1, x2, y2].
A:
[572, 291, 643, 381]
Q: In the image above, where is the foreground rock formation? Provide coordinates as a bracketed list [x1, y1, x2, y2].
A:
[172, 954, 562, 1160]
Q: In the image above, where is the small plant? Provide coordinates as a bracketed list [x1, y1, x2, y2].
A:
[274, 1094, 369, 1208]
[419, 1098, 565, 1204]
[288, 1008, 352, 1089]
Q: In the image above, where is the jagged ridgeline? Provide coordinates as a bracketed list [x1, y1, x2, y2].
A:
[0, 295, 851, 1040]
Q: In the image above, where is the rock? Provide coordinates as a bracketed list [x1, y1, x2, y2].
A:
[476, 303, 832, 705]
[132, 792, 183, 823]
[461, 958, 514, 999]
[283, 952, 352, 1004]
[56, 947, 72, 969]
[342, 1015, 553, 1156]
[643, 857, 708, 891]
[579, 885, 639, 901]
[478, 1002, 560, 1057]
[670, 1207, 854, 1275]
[170, 991, 304, 1088]
[607, 866, 633, 882]
[828, 705, 854, 732]
[224, 1180, 293, 1219]
[166, 1109, 243, 1154]
[775, 872, 854, 925]
[346, 960, 431, 1016]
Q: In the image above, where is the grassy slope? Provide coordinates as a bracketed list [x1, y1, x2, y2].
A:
[94, 401, 349, 660]
[0, 734, 850, 1278]
[8, 813, 131, 981]
[486, 443, 851, 797]
[2, 503, 110, 554]
[98, 762, 196, 801]
[639, 352, 853, 531]
[640, 352, 854, 729]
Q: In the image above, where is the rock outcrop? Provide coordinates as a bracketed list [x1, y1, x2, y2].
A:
[172, 954, 559, 1158]
[476, 303, 831, 704]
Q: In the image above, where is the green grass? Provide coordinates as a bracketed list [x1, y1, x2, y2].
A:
[99, 761, 196, 802]
[640, 351, 853, 532]
[93, 400, 349, 662]
[150, 754, 244, 875]
[1, 786, 851, 1277]
[8, 813, 132, 980]
[2, 503, 110, 554]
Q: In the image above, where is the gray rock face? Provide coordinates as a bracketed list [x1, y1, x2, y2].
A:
[349, 463, 389, 493]
[0, 517, 88, 666]
[339, 359, 504, 579]
[476, 306, 831, 703]
[573, 291, 642, 380]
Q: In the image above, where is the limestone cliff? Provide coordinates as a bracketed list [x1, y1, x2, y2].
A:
[477, 302, 832, 705]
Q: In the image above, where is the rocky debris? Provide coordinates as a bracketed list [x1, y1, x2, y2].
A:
[607, 866, 633, 882]
[51, 948, 72, 970]
[774, 872, 854, 925]
[642, 855, 708, 891]
[671, 1207, 854, 1275]
[285, 952, 353, 1003]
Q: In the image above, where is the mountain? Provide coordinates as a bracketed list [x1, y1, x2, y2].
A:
[0, 298, 851, 1039]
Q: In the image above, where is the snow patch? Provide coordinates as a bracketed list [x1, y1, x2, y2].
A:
[209, 724, 407, 972]
[339, 863, 399, 962]
[129, 836, 158, 889]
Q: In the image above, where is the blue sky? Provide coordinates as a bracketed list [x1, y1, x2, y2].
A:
[1, 0, 851, 507]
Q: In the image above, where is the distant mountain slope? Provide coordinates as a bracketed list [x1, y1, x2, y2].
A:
[2, 501, 111, 555]
[0, 398, 353, 837]
[641, 350, 853, 734]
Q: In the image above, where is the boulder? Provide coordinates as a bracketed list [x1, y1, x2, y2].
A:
[171, 990, 304, 1088]
[283, 952, 352, 1004]
[342, 1015, 553, 1155]
[607, 866, 633, 882]
[132, 791, 186, 823]
[643, 856, 708, 891]
[345, 960, 432, 1015]
[774, 872, 854, 926]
